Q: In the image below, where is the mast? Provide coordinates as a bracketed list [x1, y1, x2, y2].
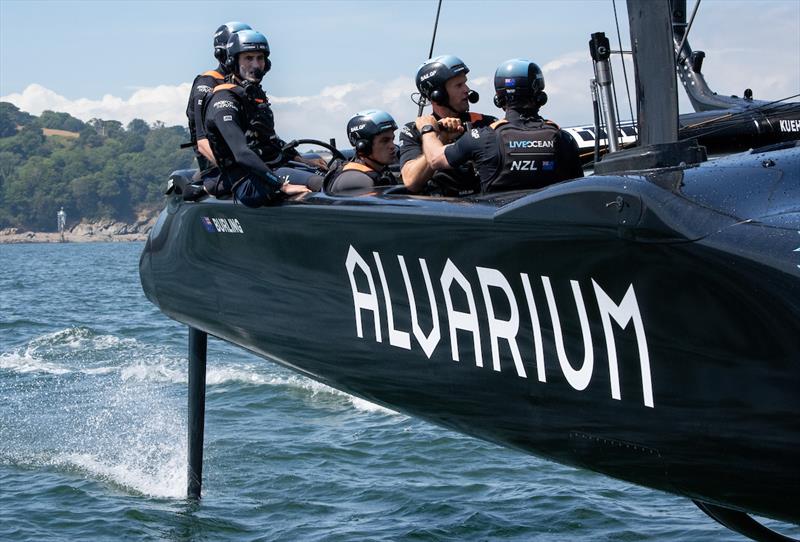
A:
[627, 0, 679, 146]
[595, 0, 706, 174]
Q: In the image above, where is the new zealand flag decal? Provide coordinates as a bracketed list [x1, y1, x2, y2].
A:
[201, 217, 217, 233]
[504, 78, 516, 87]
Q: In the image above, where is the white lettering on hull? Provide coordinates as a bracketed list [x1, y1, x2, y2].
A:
[345, 245, 654, 408]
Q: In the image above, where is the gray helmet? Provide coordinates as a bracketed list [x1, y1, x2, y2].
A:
[225, 30, 272, 75]
[213, 22, 252, 63]
[415, 54, 469, 105]
[493, 59, 547, 109]
[347, 110, 397, 155]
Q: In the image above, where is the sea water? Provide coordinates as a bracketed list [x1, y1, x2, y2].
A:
[1, 242, 795, 541]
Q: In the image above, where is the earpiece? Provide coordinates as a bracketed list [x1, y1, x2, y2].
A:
[355, 139, 371, 155]
[493, 93, 505, 108]
[468, 90, 479, 104]
[429, 88, 446, 105]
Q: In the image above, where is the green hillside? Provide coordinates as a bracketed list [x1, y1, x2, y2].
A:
[0, 102, 194, 231]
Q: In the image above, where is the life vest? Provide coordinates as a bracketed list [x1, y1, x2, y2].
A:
[323, 159, 396, 193]
[425, 112, 488, 197]
[485, 118, 562, 191]
[186, 70, 227, 144]
[205, 82, 285, 167]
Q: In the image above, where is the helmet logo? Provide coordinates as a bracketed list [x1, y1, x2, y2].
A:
[504, 78, 516, 87]
[349, 123, 366, 133]
[420, 70, 437, 82]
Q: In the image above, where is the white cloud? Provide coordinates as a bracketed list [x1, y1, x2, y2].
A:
[1, 83, 192, 127]
[2, 41, 797, 145]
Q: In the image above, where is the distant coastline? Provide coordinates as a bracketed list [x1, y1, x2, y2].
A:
[0, 215, 157, 244]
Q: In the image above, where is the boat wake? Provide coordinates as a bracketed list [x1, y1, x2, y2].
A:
[0, 327, 399, 498]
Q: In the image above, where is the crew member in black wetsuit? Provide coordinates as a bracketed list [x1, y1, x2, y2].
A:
[188, 30, 313, 206]
[415, 59, 583, 193]
[326, 110, 398, 194]
[399, 55, 497, 196]
[186, 21, 251, 173]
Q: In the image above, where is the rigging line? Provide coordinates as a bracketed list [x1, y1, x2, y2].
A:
[418, 0, 444, 116]
[681, 94, 800, 130]
[592, 61, 609, 147]
[612, 0, 636, 129]
[607, 53, 626, 136]
[676, 0, 702, 64]
[677, 110, 800, 143]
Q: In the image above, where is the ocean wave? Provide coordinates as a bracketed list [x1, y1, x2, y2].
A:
[2, 327, 401, 417]
[0, 351, 70, 375]
[54, 452, 186, 499]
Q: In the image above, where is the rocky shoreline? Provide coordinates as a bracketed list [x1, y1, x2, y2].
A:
[0, 215, 158, 244]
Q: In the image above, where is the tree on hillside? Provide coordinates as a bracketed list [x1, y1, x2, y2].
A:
[39, 110, 85, 132]
[127, 118, 150, 136]
[0, 102, 35, 137]
[0, 108, 194, 230]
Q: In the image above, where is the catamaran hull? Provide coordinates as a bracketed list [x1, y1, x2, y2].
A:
[140, 146, 800, 524]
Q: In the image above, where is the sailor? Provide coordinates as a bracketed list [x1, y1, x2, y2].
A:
[326, 110, 398, 194]
[188, 30, 313, 205]
[186, 21, 251, 173]
[399, 55, 497, 196]
[415, 59, 583, 192]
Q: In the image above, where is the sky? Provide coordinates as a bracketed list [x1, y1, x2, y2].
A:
[1, 0, 798, 143]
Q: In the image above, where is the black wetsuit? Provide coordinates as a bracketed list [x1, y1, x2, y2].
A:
[443, 109, 584, 192]
[399, 111, 497, 196]
[204, 81, 322, 206]
[186, 65, 227, 172]
[326, 159, 395, 194]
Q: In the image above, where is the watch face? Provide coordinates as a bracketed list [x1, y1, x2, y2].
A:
[421, 125, 436, 135]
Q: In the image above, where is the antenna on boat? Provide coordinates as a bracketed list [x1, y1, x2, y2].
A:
[417, 0, 444, 116]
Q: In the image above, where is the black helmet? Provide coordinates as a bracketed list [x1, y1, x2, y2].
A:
[415, 54, 469, 106]
[225, 30, 272, 76]
[493, 59, 547, 109]
[213, 22, 252, 63]
[347, 110, 398, 155]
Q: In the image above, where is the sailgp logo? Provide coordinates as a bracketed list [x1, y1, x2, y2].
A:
[420, 70, 437, 82]
[344, 245, 655, 408]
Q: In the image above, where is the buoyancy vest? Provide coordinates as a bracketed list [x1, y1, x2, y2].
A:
[486, 118, 562, 191]
[186, 69, 226, 144]
[323, 159, 396, 193]
[205, 82, 285, 167]
[427, 112, 488, 197]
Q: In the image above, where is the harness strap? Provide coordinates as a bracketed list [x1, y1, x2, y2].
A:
[213, 83, 237, 93]
[343, 162, 375, 173]
[201, 70, 225, 80]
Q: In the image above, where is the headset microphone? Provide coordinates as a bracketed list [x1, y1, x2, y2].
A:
[468, 90, 479, 103]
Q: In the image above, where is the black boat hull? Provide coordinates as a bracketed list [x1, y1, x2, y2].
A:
[141, 145, 800, 524]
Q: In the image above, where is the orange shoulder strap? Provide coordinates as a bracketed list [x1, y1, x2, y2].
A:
[202, 70, 225, 80]
[490, 119, 509, 129]
[544, 119, 561, 129]
[343, 162, 374, 173]
[468, 112, 484, 123]
[213, 83, 237, 93]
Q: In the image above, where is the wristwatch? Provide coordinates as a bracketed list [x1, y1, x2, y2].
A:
[420, 124, 437, 136]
